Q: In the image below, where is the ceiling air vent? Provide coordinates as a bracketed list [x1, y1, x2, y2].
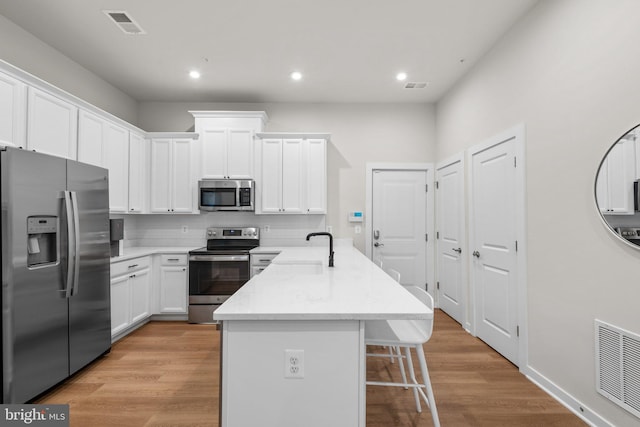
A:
[103, 10, 146, 35]
[404, 82, 428, 89]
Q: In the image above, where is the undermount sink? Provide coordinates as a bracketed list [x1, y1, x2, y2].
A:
[270, 260, 324, 275]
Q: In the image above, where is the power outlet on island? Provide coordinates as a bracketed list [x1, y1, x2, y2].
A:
[284, 349, 304, 379]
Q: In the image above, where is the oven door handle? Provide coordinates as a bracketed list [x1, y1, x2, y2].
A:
[189, 254, 250, 262]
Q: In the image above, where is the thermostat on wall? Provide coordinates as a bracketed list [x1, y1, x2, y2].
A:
[348, 212, 363, 223]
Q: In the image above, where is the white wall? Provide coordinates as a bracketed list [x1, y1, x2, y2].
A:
[138, 101, 436, 252]
[0, 14, 138, 125]
[436, 0, 640, 425]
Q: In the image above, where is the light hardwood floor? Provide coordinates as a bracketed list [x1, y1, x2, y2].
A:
[36, 311, 586, 426]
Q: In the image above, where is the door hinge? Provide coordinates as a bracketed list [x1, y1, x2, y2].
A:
[425, 184, 428, 192]
[516, 325, 520, 337]
[515, 240, 518, 252]
[425, 283, 428, 292]
[436, 181, 439, 189]
[425, 233, 428, 242]
[436, 231, 439, 239]
[436, 281, 440, 290]
[514, 156, 517, 168]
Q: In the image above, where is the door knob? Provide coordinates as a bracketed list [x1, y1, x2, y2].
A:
[374, 242, 384, 247]
[452, 248, 462, 254]
[472, 250, 480, 258]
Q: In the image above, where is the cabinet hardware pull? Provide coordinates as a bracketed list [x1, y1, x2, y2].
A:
[452, 248, 462, 253]
[128, 264, 138, 268]
[472, 250, 480, 258]
[168, 258, 179, 261]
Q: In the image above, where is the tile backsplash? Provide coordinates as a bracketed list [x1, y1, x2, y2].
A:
[114, 213, 327, 248]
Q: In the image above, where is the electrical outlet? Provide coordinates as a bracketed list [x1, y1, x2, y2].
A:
[326, 225, 332, 233]
[182, 225, 188, 234]
[355, 225, 361, 234]
[264, 225, 270, 233]
[284, 349, 304, 379]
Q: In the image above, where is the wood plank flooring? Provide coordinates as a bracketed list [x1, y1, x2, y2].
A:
[35, 311, 586, 426]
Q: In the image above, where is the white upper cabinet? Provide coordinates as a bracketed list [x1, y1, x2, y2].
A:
[0, 71, 26, 148]
[305, 139, 327, 214]
[27, 87, 78, 159]
[191, 111, 268, 179]
[77, 110, 105, 166]
[104, 122, 130, 213]
[597, 138, 636, 215]
[149, 136, 195, 214]
[128, 132, 146, 213]
[256, 133, 328, 215]
[78, 110, 131, 213]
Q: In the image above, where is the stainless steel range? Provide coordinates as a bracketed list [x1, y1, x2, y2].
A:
[188, 227, 259, 323]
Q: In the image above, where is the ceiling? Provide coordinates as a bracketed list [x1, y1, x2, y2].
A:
[0, 0, 538, 104]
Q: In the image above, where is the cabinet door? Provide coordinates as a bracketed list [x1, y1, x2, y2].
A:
[104, 123, 129, 213]
[281, 139, 304, 213]
[305, 139, 327, 214]
[172, 139, 193, 213]
[260, 139, 283, 213]
[130, 268, 151, 324]
[128, 132, 146, 213]
[605, 140, 635, 214]
[159, 266, 188, 313]
[201, 128, 227, 179]
[77, 110, 105, 167]
[27, 87, 78, 159]
[0, 71, 26, 148]
[110, 274, 130, 336]
[227, 129, 254, 178]
[150, 138, 173, 213]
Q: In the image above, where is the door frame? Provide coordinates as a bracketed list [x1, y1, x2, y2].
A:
[466, 124, 528, 369]
[435, 152, 468, 328]
[365, 163, 435, 295]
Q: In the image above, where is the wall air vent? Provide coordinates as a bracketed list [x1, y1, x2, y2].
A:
[595, 319, 640, 419]
[103, 10, 146, 35]
[404, 82, 428, 89]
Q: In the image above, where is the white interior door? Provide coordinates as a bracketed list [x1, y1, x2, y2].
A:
[371, 170, 427, 288]
[436, 156, 465, 325]
[469, 133, 519, 365]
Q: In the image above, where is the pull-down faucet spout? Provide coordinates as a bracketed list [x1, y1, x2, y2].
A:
[305, 232, 334, 267]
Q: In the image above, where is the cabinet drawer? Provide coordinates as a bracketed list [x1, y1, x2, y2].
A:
[161, 254, 188, 266]
[252, 266, 268, 276]
[111, 256, 151, 277]
[250, 252, 279, 266]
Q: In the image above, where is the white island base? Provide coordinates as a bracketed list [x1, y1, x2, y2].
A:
[220, 319, 365, 427]
[214, 246, 431, 427]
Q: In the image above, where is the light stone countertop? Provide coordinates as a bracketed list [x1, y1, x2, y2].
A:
[110, 246, 198, 262]
[214, 245, 432, 321]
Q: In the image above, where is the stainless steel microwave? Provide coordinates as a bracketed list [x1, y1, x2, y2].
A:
[198, 179, 254, 212]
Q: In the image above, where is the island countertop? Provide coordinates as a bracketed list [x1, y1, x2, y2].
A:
[213, 245, 431, 321]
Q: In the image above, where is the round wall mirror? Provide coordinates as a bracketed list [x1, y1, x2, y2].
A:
[595, 124, 640, 247]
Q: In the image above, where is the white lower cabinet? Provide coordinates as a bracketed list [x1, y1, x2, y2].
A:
[250, 252, 279, 277]
[158, 254, 188, 314]
[110, 256, 151, 338]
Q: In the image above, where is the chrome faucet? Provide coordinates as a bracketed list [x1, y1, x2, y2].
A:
[306, 232, 334, 267]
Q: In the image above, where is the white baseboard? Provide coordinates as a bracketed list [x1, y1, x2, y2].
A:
[523, 365, 613, 427]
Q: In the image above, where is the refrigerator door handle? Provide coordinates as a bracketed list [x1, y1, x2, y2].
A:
[63, 191, 78, 298]
[70, 191, 80, 296]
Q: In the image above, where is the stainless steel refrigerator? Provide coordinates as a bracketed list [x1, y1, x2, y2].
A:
[1, 147, 111, 403]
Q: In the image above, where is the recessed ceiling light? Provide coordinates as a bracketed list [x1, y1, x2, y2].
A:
[189, 70, 201, 79]
[396, 72, 408, 81]
[290, 71, 303, 81]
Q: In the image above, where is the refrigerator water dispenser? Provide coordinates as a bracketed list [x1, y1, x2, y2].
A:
[27, 216, 58, 267]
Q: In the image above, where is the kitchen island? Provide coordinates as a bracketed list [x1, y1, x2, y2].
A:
[214, 244, 431, 427]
